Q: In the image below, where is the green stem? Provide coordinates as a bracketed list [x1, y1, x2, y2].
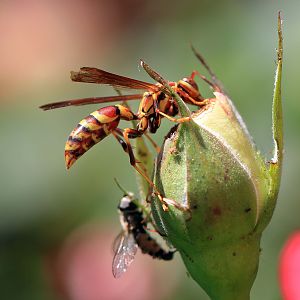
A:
[270, 12, 283, 180]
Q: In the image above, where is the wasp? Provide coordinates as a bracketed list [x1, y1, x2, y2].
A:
[40, 65, 212, 208]
[112, 190, 174, 278]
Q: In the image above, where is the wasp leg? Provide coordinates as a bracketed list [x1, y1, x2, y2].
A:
[176, 88, 210, 107]
[122, 128, 151, 171]
[112, 131, 128, 152]
[155, 109, 191, 123]
[162, 197, 192, 219]
[191, 46, 225, 93]
[118, 128, 171, 211]
[144, 132, 161, 153]
[113, 128, 187, 213]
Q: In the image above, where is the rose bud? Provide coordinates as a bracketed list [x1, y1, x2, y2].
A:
[141, 13, 283, 299]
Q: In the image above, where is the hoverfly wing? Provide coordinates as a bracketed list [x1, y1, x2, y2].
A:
[112, 231, 123, 254]
[39, 94, 143, 111]
[71, 67, 157, 91]
[112, 233, 138, 278]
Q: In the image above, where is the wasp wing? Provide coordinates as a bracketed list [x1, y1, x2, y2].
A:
[112, 232, 138, 278]
[71, 67, 157, 91]
[39, 94, 143, 111]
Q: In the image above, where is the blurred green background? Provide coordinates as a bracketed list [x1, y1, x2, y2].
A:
[0, 1, 298, 299]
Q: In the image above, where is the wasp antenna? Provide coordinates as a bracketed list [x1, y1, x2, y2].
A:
[138, 59, 143, 71]
[140, 60, 167, 87]
[191, 45, 225, 93]
[190, 45, 216, 79]
[140, 60, 173, 99]
[139, 59, 144, 68]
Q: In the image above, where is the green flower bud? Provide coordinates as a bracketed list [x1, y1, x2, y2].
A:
[143, 14, 283, 300]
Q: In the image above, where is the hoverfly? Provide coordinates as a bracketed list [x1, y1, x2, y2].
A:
[112, 191, 174, 278]
[40, 65, 212, 208]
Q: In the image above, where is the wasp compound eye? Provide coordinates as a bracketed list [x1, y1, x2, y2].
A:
[182, 77, 199, 91]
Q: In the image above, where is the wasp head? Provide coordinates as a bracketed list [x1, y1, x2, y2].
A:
[178, 77, 200, 100]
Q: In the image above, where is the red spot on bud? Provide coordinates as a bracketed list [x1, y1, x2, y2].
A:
[212, 206, 222, 216]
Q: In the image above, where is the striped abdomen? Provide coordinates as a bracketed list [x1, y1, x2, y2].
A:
[134, 231, 174, 260]
[65, 106, 121, 169]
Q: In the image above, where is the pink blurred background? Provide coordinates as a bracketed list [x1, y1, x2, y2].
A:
[45, 224, 176, 300]
[0, 0, 146, 100]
